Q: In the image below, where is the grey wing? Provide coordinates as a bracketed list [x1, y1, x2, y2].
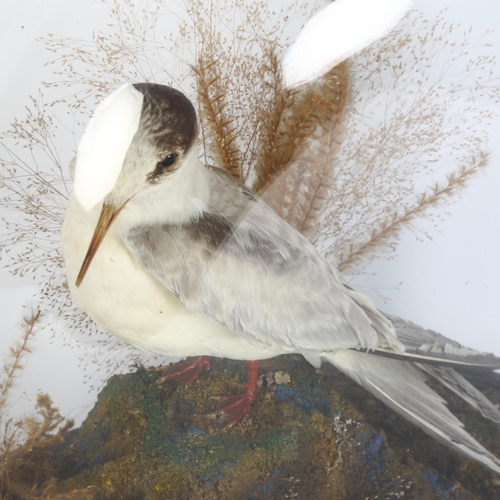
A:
[124, 170, 401, 354]
[374, 314, 500, 424]
[419, 364, 500, 424]
[378, 314, 500, 368]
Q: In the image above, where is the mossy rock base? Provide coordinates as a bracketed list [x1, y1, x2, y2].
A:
[52, 355, 500, 499]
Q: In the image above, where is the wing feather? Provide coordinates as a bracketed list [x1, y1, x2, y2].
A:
[375, 314, 500, 369]
[325, 350, 500, 474]
[124, 167, 401, 353]
[419, 364, 500, 425]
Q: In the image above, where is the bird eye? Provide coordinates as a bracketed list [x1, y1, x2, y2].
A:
[159, 153, 178, 169]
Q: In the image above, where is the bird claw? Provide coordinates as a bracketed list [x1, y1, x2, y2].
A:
[200, 410, 220, 422]
[202, 392, 256, 427]
[149, 356, 211, 386]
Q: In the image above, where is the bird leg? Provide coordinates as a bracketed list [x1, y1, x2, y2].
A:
[207, 360, 260, 427]
[149, 356, 211, 385]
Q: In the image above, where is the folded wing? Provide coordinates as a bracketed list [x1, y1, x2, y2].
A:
[124, 167, 402, 354]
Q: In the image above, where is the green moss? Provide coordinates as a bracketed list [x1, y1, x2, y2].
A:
[53, 356, 500, 499]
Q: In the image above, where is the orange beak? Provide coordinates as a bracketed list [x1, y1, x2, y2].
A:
[75, 201, 128, 287]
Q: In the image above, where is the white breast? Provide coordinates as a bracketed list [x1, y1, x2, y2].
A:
[61, 193, 284, 360]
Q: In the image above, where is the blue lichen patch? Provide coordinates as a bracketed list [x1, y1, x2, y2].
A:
[355, 430, 388, 482]
[424, 472, 460, 498]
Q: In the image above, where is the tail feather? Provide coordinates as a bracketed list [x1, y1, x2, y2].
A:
[383, 314, 500, 369]
[419, 364, 500, 425]
[323, 349, 500, 474]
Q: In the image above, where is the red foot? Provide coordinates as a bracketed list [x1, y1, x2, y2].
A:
[205, 360, 260, 427]
[150, 356, 211, 386]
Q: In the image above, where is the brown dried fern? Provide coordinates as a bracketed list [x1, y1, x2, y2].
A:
[337, 151, 490, 272]
[316, 10, 500, 272]
[260, 61, 350, 241]
[193, 57, 242, 180]
[252, 46, 297, 192]
[0, 312, 88, 499]
[0, 392, 83, 500]
[0, 312, 39, 416]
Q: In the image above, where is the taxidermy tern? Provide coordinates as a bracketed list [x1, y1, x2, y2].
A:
[61, 83, 500, 474]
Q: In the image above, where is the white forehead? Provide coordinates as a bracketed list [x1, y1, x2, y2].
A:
[74, 83, 144, 211]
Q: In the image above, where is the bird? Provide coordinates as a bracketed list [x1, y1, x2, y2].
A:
[61, 82, 500, 474]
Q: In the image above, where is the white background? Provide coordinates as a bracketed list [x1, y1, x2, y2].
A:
[0, 0, 499, 426]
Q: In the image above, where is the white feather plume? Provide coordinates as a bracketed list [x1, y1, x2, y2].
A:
[283, 0, 413, 89]
[325, 350, 500, 474]
[74, 83, 144, 211]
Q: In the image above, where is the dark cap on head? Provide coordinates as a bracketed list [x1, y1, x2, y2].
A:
[132, 83, 198, 154]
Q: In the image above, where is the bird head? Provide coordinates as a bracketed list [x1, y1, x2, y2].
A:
[73, 83, 199, 287]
